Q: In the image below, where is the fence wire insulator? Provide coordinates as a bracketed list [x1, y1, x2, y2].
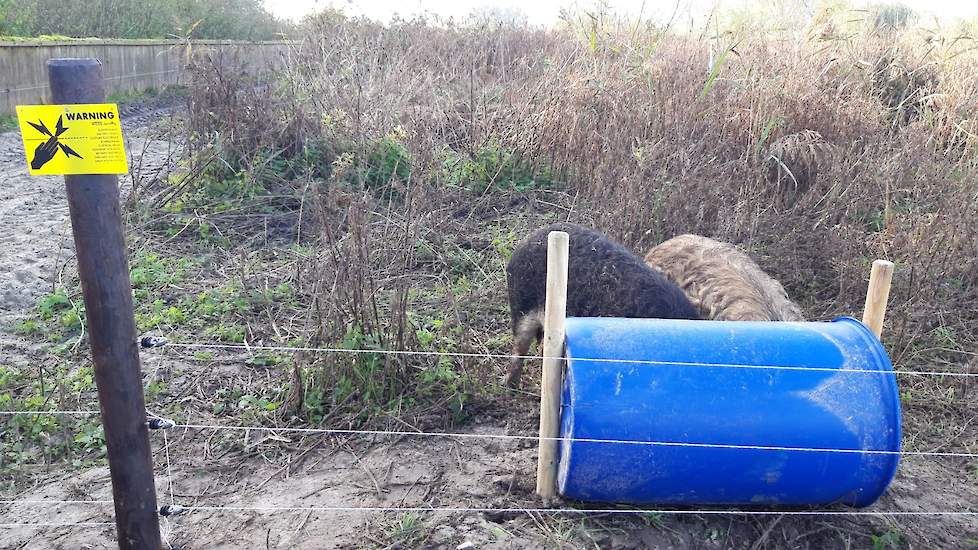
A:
[139, 335, 168, 348]
[159, 504, 185, 517]
[147, 418, 176, 430]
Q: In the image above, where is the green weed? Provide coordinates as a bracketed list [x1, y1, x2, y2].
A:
[0, 364, 103, 476]
[296, 137, 335, 179]
[872, 530, 902, 550]
[23, 289, 85, 344]
[134, 279, 295, 342]
[932, 326, 962, 349]
[699, 42, 737, 100]
[384, 512, 426, 546]
[452, 274, 474, 295]
[164, 167, 268, 213]
[357, 131, 412, 189]
[14, 319, 42, 336]
[855, 208, 886, 233]
[333, 324, 388, 406]
[491, 228, 519, 263]
[37, 291, 71, 319]
[211, 387, 283, 421]
[303, 313, 471, 424]
[131, 251, 192, 287]
[440, 144, 553, 193]
[0, 113, 17, 132]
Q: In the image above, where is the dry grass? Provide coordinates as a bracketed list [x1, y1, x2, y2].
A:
[146, 8, 978, 545]
[764, 129, 833, 206]
[169, 4, 978, 418]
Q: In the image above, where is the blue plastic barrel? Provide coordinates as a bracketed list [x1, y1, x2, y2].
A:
[557, 317, 901, 507]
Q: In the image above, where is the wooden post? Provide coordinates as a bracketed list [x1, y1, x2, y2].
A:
[536, 231, 569, 499]
[862, 259, 894, 340]
[47, 58, 163, 549]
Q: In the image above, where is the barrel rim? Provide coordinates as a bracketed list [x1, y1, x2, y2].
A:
[829, 316, 903, 506]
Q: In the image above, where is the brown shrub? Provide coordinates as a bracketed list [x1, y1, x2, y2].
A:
[164, 16, 978, 543]
[763, 129, 833, 206]
[177, 11, 978, 383]
[871, 50, 940, 125]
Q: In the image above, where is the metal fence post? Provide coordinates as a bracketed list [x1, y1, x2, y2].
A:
[46, 57, 163, 550]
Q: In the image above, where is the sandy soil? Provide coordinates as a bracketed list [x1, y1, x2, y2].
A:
[1, 108, 977, 550]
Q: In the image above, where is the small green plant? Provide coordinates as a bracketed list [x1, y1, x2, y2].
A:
[238, 393, 281, 414]
[304, 314, 472, 424]
[452, 274, 474, 295]
[872, 529, 901, 550]
[134, 277, 294, 342]
[385, 512, 426, 545]
[300, 324, 388, 423]
[156, 153, 280, 238]
[296, 137, 334, 179]
[440, 144, 553, 193]
[25, 289, 85, 344]
[333, 324, 388, 406]
[72, 424, 105, 454]
[491, 228, 519, 263]
[409, 315, 470, 421]
[60, 308, 82, 331]
[131, 251, 192, 287]
[209, 386, 283, 420]
[14, 319, 42, 336]
[146, 380, 167, 398]
[855, 208, 886, 232]
[754, 117, 783, 155]
[174, 169, 267, 210]
[37, 291, 71, 320]
[329, 129, 412, 193]
[0, 113, 17, 132]
[931, 326, 961, 349]
[0, 364, 104, 477]
[359, 131, 412, 188]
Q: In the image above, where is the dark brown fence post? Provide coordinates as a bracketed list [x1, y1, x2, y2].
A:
[46, 58, 163, 550]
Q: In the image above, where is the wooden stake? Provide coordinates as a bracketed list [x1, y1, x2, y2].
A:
[48, 58, 163, 549]
[862, 259, 894, 340]
[536, 231, 569, 499]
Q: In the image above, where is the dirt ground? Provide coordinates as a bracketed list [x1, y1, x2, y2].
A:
[1, 108, 977, 549]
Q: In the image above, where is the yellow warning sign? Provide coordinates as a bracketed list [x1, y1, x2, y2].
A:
[16, 103, 128, 176]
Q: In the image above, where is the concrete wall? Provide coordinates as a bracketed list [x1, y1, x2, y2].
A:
[1, 40, 293, 114]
